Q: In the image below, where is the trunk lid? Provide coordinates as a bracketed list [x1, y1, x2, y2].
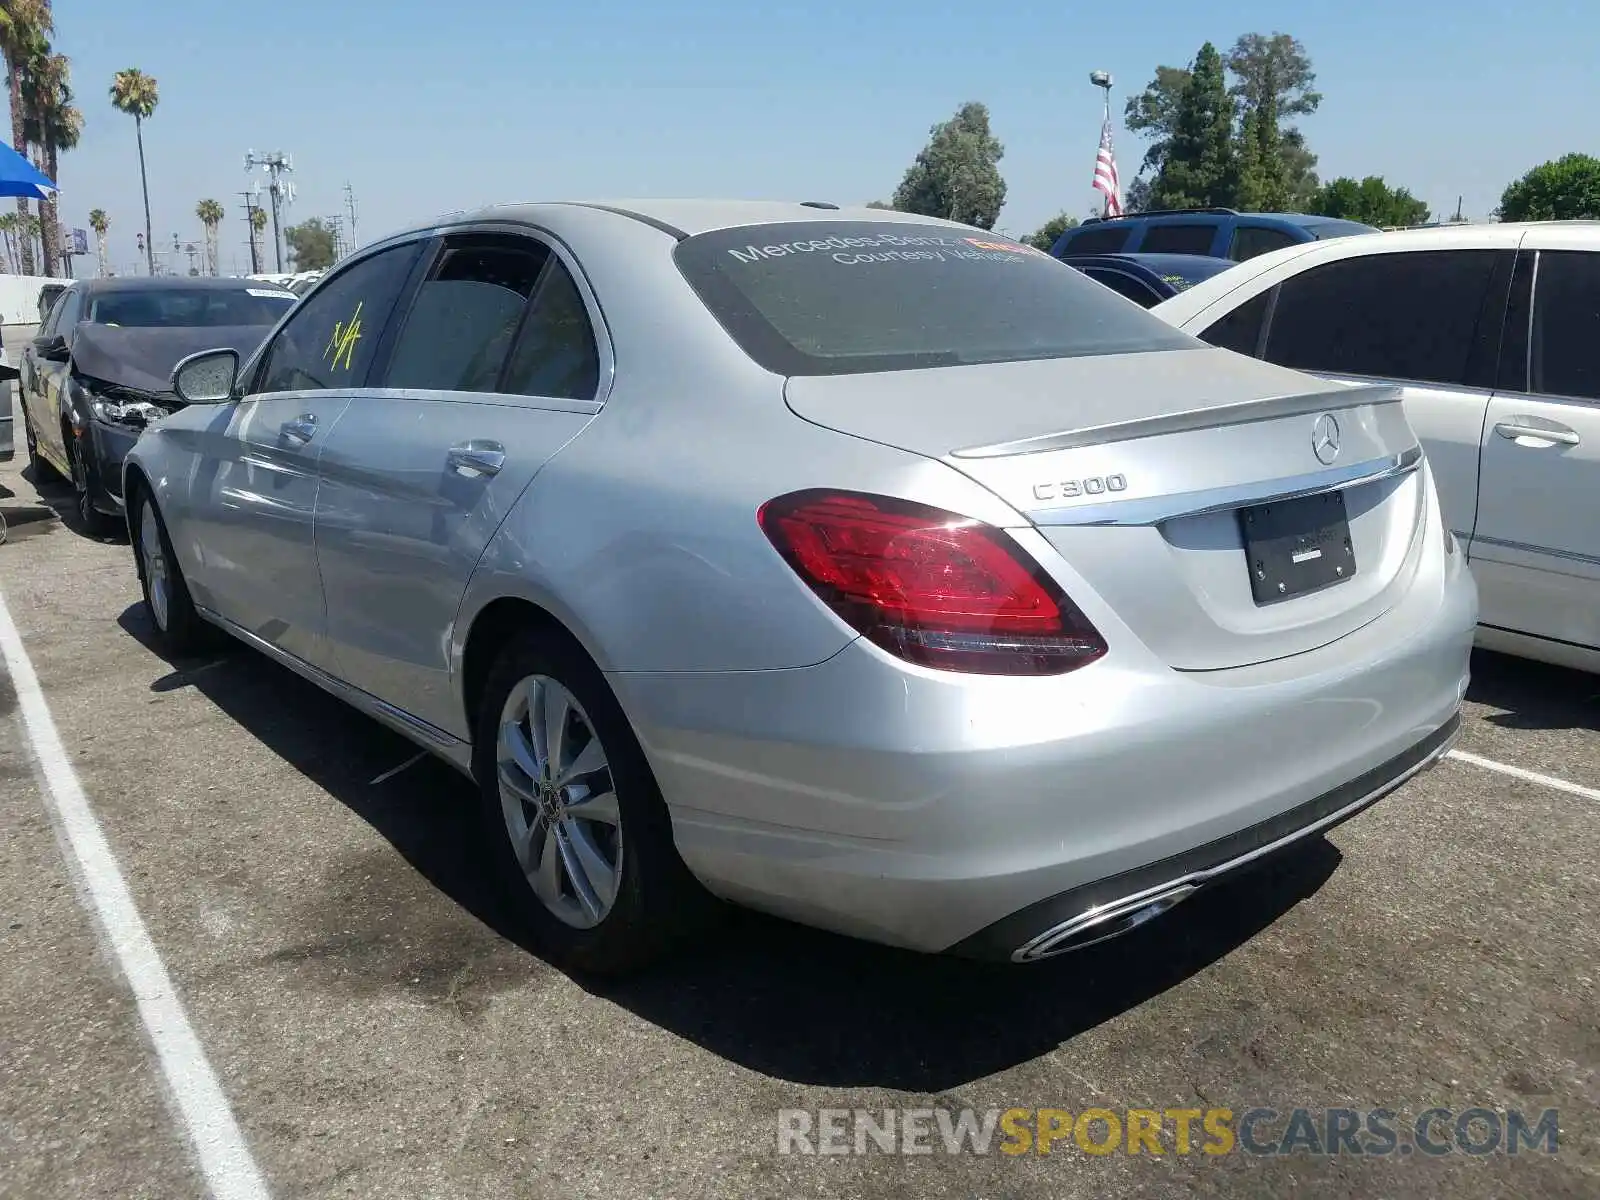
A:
[785, 348, 1427, 671]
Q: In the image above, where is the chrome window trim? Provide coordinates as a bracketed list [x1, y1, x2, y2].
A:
[395, 218, 618, 407]
[1031, 444, 1424, 528]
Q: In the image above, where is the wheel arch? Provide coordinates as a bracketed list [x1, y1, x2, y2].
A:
[458, 594, 606, 742]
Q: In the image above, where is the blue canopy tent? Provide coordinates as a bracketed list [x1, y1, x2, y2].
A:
[0, 138, 55, 198]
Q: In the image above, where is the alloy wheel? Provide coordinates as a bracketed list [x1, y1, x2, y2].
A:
[139, 503, 170, 631]
[496, 674, 623, 930]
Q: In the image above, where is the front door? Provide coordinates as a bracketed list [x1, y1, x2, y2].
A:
[1471, 247, 1600, 649]
[185, 240, 423, 668]
[315, 232, 607, 737]
[23, 286, 80, 475]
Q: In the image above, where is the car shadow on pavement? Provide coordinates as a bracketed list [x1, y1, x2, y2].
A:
[1467, 648, 1600, 732]
[120, 603, 1343, 1092]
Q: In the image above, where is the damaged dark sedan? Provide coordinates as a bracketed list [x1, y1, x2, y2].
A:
[18, 277, 297, 534]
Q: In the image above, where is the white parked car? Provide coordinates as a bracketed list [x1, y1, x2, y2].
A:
[1153, 223, 1600, 673]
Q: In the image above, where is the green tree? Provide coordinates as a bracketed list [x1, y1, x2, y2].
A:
[1123, 64, 1192, 180]
[1498, 154, 1600, 221]
[88, 205, 108, 275]
[195, 198, 224, 275]
[1227, 33, 1321, 206]
[891, 101, 1007, 229]
[1021, 211, 1078, 251]
[864, 199, 893, 209]
[0, 0, 50, 273]
[1127, 32, 1323, 211]
[284, 217, 337, 270]
[1147, 43, 1236, 210]
[109, 67, 158, 275]
[1310, 176, 1431, 227]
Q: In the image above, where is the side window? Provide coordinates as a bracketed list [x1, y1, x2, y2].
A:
[1059, 226, 1132, 255]
[256, 242, 421, 394]
[1229, 226, 1300, 262]
[1083, 268, 1160, 308]
[1529, 250, 1600, 401]
[500, 257, 602, 401]
[384, 237, 550, 392]
[1263, 250, 1500, 387]
[53, 289, 82, 336]
[1200, 289, 1273, 356]
[1137, 223, 1217, 255]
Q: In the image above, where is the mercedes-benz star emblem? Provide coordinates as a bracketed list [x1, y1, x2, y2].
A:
[1312, 413, 1341, 465]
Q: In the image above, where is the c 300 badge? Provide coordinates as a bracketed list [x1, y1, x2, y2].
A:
[1032, 474, 1128, 502]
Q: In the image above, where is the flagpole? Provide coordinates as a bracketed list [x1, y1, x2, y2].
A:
[1090, 70, 1115, 219]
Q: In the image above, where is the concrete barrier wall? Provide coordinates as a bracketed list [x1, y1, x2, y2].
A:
[0, 274, 65, 325]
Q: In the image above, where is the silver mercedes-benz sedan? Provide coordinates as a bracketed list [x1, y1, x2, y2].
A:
[122, 200, 1476, 974]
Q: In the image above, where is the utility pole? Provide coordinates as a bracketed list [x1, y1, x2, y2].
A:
[245, 149, 295, 272]
[239, 189, 262, 273]
[344, 182, 358, 250]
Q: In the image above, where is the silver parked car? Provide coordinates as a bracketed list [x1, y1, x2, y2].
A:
[124, 201, 1477, 974]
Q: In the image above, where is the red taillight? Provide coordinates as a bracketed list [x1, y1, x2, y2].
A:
[757, 490, 1107, 676]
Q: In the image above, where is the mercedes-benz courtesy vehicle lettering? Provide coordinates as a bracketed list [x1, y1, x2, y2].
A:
[123, 200, 1476, 976]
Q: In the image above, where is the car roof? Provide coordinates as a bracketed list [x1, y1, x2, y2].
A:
[1148, 220, 1600, 328]
[389, 199, 979, 242]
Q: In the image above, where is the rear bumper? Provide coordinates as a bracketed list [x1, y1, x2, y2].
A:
[951, 712, 1460, 961]
[610, 531, 1476, 956]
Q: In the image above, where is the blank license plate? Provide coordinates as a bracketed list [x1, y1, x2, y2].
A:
[1238, 491, 1357, 605]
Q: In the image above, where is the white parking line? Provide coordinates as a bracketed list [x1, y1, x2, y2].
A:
[1447, 749, 1600, 803]
[0, 591, 272, 1200]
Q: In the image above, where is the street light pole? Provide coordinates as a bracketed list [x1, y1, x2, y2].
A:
[1090, 69, 1114, 219]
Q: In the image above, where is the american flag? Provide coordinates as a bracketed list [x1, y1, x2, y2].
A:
[1092, 115, 1123, 217]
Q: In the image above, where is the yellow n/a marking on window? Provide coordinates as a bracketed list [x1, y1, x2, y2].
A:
[324, 300, 364, 371]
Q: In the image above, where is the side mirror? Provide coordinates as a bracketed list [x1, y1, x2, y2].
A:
[33, 334, 69, 362]
[172, 348, 240, 404]
[0, 363, 19, 383]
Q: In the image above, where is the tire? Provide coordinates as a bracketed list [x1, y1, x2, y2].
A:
[472, 629, 717, 975]
[22, 409, 61, 482]
[130, 487, 217, 656]
[66, 432, 116, 537]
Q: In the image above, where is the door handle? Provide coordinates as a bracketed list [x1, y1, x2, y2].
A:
[447, 441, 506, 477]
[1494, 420, 1580, 447]
[281, 414, 318, 444]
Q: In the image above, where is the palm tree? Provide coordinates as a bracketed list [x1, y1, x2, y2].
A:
[249, 205, 267, 272]
[109, 67, 157, 274]
[0, 210, 16, 270]
[88, 205, 107, 275]
[0, 0, 52, 273]
[195, 197, 223, 275]
[22, 48, 79, 275]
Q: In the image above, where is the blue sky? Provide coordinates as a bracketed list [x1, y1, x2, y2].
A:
[41, 0, 1599, 275]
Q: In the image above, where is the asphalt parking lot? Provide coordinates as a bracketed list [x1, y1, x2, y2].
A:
[1, 405, 1597, 1198]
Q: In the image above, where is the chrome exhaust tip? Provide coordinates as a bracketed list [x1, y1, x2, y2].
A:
[1013, 883, 1200, 962]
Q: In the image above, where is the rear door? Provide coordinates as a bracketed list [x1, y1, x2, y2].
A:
[314, 229, 607, 736]
[1471, 243, 1600, 648]
[1209, 246, 1517, 548]
[1227, 224, 1301, 262]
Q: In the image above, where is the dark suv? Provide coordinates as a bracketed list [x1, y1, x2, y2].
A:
[1051, 208, 1379, 263]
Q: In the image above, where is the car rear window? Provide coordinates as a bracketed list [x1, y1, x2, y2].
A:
[87, 287, 296, 328]
[673, 221, 1196, 376]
